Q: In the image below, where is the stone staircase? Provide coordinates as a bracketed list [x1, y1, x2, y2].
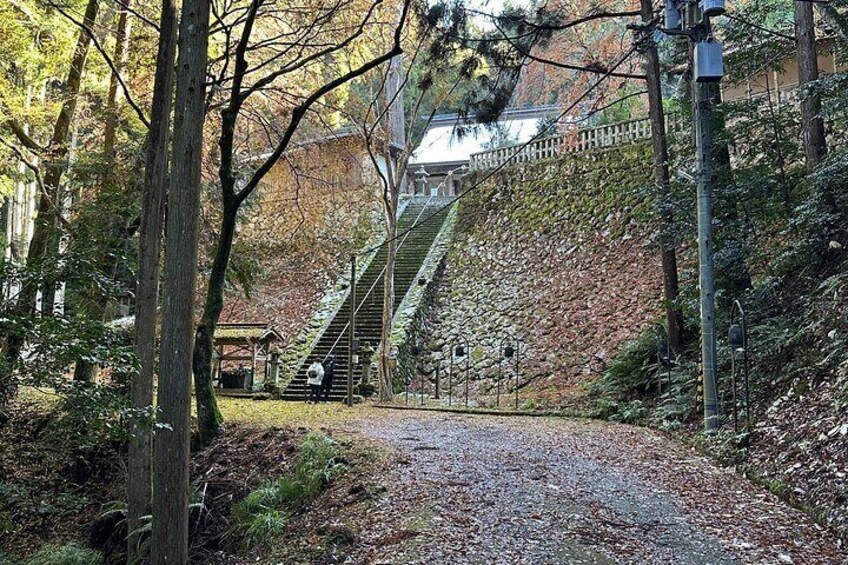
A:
[281, 196, 455, 401]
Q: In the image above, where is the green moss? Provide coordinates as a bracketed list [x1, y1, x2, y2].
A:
[459, 143, 653, 240]
[26, 544, 102, 565]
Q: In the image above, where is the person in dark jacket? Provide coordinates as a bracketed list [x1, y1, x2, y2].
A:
[321, 355, 335, 403]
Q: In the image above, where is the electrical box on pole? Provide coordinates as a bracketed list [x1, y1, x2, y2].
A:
[700, 0, 725, 17]
[664, 0, 681, 30]
[694, 40, 724, 82]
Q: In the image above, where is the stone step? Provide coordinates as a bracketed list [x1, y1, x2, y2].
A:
[282, 197, 454, 402]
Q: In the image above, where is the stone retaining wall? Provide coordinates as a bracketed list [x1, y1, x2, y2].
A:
[416, 143, 664, 408]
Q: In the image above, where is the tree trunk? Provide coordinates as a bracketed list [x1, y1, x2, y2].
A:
[640, 0, 683, 351]
[709, 84, 753, 296]
[151, 0, 209, 561]
[128, 0, 177, 559]
[795, 0, 838, 218]
[2, 0, 99, 389]
[1, 195, 9, 300]
[378, 202, 397, 402]
[103, 0, 132, 155]
[192, 200, 235, 445]
[73, 0, 133, 382]
[795, 0, 827, 174]
[377, 53, 405, 402]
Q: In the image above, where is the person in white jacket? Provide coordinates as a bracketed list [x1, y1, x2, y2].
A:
[306, 359, 324, 404]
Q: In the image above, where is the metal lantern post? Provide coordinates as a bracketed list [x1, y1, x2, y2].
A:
[655, 326, 672, 395]
[497, 334, 520, 408]
[448, 336, 470, 407]
[404, 363, 410, 405]
[463, 343, 471, 408]
[513, 343, 522, 410]
[448, 347, 454, 406]
[408, 344, 422, 406]
[729, 300, 751, 435]
[497, 340, 505, 408]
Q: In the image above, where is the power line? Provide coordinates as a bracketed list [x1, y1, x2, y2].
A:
[357, 44, 641, 258]
[722, 13, 795, 42]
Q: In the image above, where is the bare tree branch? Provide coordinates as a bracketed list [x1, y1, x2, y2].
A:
[236, 0, 413, 205]
[489, 17, 646, 80]
[236, 0, 385, 101]
[110, 0, 160, 31]
[0, 137, 71, 229]
[44, 0, 151, 129]
[4, 119, 45, 153]
[466, 7, 641, 33]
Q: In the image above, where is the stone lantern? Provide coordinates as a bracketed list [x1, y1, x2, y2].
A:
[414, 166, 429, 195]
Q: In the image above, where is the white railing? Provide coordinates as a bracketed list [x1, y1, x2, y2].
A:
[469, 116, 662, 172]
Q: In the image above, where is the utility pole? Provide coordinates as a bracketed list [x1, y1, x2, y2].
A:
[664, 0, 725, 431]
[694, 63, 720, 432]
[347, 255, 356, 407]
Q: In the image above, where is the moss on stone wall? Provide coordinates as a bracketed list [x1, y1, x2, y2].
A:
[460, 144, 654, 239]
[416, 143, 662, 409]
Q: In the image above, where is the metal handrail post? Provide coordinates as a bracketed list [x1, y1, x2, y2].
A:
[328, 196, 436, 358]
[347, 256, 356, 407]
[448, 349, 454, 406]
[497, 341, 503, 407]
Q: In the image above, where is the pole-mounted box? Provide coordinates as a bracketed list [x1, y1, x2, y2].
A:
[694, 40, 724, 82]
[664, 0, 681, 29]
[700, 0, 725, 17]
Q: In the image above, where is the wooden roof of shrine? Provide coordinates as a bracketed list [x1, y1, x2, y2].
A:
[213, 323, 283, 346]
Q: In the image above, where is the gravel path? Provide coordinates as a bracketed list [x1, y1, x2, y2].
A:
[342, 410, 845, 565]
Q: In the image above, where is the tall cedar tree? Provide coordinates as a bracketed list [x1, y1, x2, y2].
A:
[794, 0, 827, 175]
[72, 0, 134, 383]
[639, 0, 683, 350]
[128, 0, 178, 559]
[151, 0, 209, 561]
[2, 0, 100, 390]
